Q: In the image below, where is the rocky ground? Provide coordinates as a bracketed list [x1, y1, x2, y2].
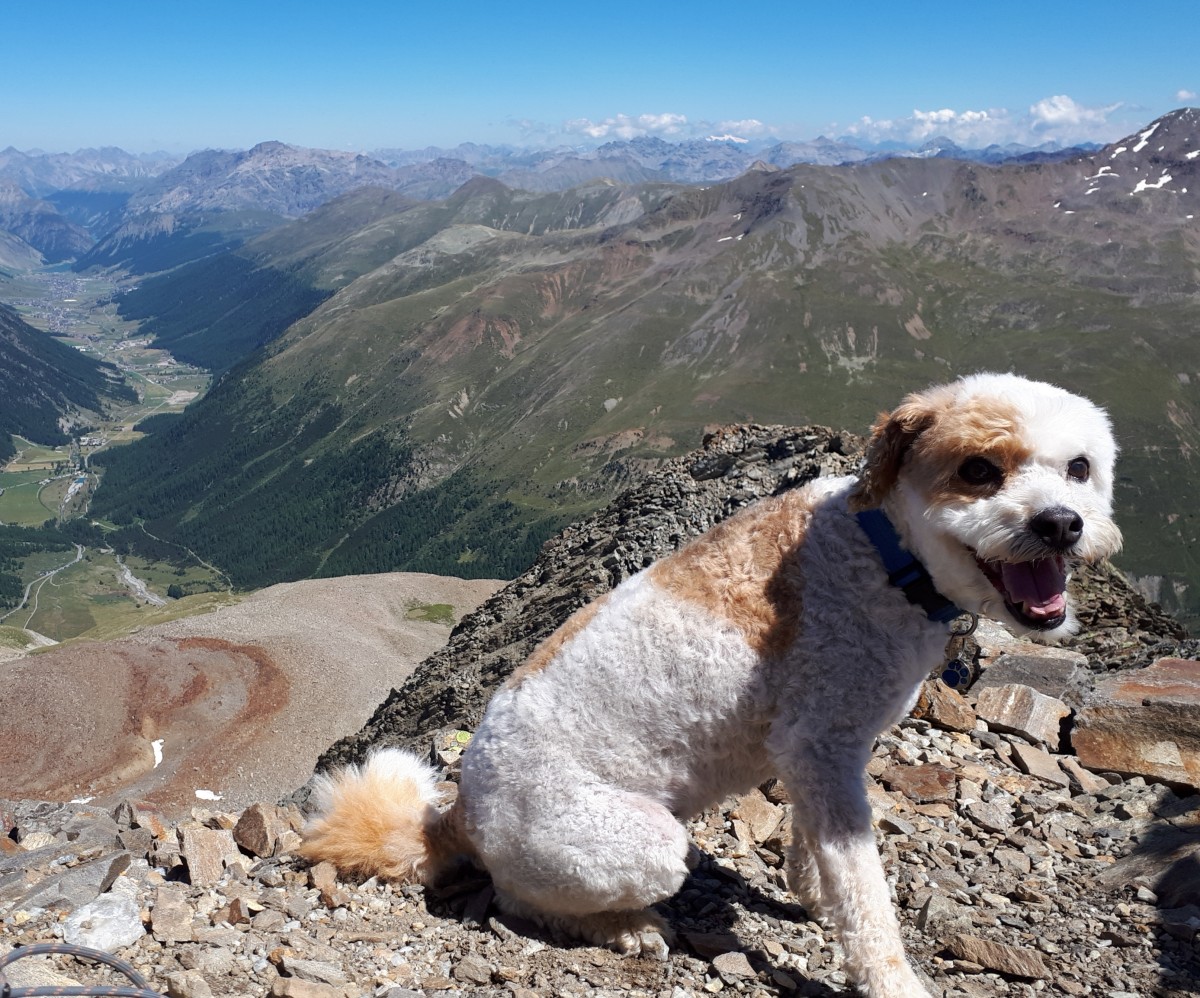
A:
[3, 424, 1198, 998]
[3, 652, 1197, 998]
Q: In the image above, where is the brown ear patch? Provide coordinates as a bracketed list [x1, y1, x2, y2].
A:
[849, 389, 946, 510]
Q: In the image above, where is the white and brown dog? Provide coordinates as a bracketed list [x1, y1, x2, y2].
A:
[302, 373, 1122, 998]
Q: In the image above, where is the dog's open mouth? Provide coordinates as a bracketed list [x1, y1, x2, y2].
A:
[975, 555, 1068, 630]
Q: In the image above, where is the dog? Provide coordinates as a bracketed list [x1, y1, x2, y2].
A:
[301, 373, 1121, 998]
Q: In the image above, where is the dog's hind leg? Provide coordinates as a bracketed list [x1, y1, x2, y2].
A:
[782, 756, 932, 998]
[469, 784, 691, 959]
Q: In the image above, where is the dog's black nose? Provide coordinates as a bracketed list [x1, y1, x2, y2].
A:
[1030, 506, 1083, 549]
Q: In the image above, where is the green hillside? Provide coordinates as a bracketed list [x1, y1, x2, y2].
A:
[0, 303, 136, 462]
[90, 135, 1200, 623]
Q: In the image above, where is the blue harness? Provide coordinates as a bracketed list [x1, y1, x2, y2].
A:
[855, 508, 963, 625]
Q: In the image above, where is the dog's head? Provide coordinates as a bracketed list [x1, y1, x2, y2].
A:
[850, 373, 1122, 639]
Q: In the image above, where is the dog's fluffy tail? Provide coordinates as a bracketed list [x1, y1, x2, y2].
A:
[299, 748, 471, 884]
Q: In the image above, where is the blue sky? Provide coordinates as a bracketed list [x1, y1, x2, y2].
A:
[4, 1, 1197, 154]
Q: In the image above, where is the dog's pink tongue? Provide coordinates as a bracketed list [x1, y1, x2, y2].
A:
[1000, 560, 1066, 619]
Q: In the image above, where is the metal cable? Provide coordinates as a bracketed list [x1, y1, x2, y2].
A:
[0, 943, 164, 998]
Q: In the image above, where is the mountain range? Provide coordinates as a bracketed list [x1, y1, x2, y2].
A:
[74, 108, 1200, 624]
[0, 131, 1097, 275]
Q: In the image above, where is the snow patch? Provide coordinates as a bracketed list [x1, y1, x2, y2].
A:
[195, 789, 223, 801]
[1132, 123, 1159, 153]
[152, 739, 164, 768]
[1132, 172, 1173, 194]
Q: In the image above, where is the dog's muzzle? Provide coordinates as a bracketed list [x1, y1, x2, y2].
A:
[975, 507, 1081, 630]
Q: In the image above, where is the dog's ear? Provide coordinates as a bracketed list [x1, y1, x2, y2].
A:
[848, 394, 937, 510]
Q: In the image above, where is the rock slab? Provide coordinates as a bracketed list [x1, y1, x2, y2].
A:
[1073, 658, 1200, 789]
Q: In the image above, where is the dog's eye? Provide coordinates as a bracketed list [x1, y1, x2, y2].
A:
[1067, 457, 1090, 482]
[958, 456, 1003, 486]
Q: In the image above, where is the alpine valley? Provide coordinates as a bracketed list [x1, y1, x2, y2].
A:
[2, 111, 1198, 625]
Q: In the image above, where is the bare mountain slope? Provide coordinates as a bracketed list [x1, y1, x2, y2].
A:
[0, 572, 501, 814]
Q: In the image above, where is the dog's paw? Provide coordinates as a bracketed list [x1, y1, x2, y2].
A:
[611, 926, 670, 961]
[592, 910, 674, 960]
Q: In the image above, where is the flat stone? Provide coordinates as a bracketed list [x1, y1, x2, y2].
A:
[165, 970, 214, 998]
[974, 649, 1089, 701]
[712, 950, 756, 982]
[730, 789, 782, 843]
[992, 847, 1032, 876]
[308, 860, 337, 891]
[946, 933, 1049, 979]
[1073, 658, 1200, 790]
[270, 980, 340, 998]
[177, 825, 239, 886]
[684, 931, 742, 957]
[964, 799, 1013, 834]
[151, 882, 195, 943]
[17, 850, 131, 912]
[911, 680, 977, 733]
[252, 908, 288, 932]
[277, 957, 347, 986]
[881, 762, 957, 803]
[0, 950, 83, 989]
[1008, 742, 1071, 789]
[1057, 754, 1113, 795]
[452, 953, 493, 985]
[917, 892, 972, 934]
[974, 683, 1070, 750]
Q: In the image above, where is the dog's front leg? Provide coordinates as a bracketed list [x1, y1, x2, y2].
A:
[783, 762, 932, 998]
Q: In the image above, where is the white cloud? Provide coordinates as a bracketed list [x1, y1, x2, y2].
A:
[1177, 88, 1198, 102]
[1028, 94, 1115, 128]
[715, 118, 772, 138]
[840, 95, 1128, 148]
[844, 106, 1014, 147]
[563, 112, 690, 140]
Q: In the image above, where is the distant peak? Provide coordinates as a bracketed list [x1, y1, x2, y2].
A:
[249, 140, 293, 156]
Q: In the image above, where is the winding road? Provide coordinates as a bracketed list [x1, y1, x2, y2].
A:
[0, 544, 84, 627]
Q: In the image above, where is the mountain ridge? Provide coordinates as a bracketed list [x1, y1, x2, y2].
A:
[0, 125, 1123, 273]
